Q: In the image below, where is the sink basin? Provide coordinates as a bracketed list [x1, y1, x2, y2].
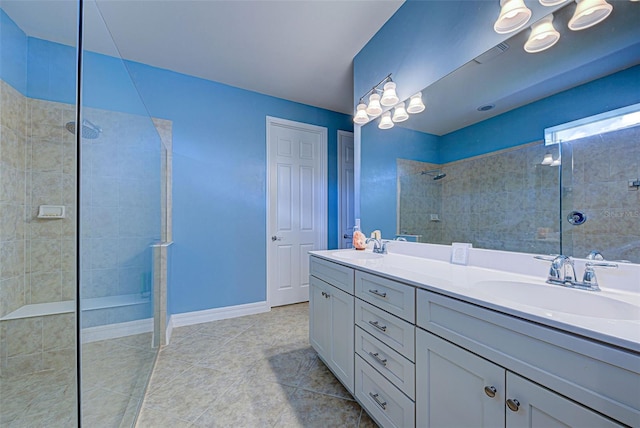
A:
[475, 280, 640, 320]
[331, 251, 384, 260]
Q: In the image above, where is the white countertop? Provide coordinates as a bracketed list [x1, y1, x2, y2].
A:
[310, 248, 640, 353]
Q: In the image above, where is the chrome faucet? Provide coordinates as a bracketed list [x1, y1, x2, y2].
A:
[535, 255, 617, 291]
[547, 255, 576, 285]
[366, 238, 387, 254]
[586, 250, 604, 261]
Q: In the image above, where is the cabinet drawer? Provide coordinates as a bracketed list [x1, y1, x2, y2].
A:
[417, 288, 640, 427]
[356, 299, 415, 362]
[356, 326, 415, 400]
[355, 271, 415, 322]
[355, 355, 415, 428]
[310, 256, 354, 294]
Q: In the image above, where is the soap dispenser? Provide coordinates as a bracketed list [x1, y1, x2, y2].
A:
[352, 219, 366, 250]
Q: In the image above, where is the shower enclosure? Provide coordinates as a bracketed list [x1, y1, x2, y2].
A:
[0, 1, 169, 426]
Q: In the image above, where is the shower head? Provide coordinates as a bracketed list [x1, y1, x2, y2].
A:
[421, 169, 447, 181]
[65, 119, 102, 139]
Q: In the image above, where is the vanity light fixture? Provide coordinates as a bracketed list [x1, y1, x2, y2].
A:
[407, 92, 426, 114]
[568, 0, 613, 31]
[353, 74, 426, 127]
[392, 102, 409, 123]
[494, 0, 533, 34]
[541, 152, 554, 165]
[378, 111, 394, 129]
[524, 14, 560, 53]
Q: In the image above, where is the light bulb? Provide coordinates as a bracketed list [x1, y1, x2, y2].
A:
[568, 0, 613, 31]
[353, 103, 369, 124]
[380, 82, 399, 107]
[392, 102, 409, 123]
[378, 112, 394, 129]
[366, 93, 382, 116]
[494, 0, 532, 34]
[407, 92, 425, 114]
[524, 14, 560, 53]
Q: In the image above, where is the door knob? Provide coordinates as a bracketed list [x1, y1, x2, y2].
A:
[271, 236, 282, 241]
[506, 398, 520, 412]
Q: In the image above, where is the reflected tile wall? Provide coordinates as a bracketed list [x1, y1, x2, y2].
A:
[399, 142, 561, 254]
[564, 126, 640, 262]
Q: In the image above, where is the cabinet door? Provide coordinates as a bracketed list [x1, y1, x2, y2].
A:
[505, 372, 622, 428]
[328, 283, 355, 393]
[309, 276, 331, 360]
[416, 329, 505, 428]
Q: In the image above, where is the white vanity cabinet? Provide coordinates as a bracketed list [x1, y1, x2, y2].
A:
[416, 288, 636, 427]
[416, 329, 620, 427]
[354, 271, 417, 428]
[309, 257, 355, 393]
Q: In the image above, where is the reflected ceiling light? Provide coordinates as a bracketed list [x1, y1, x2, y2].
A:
[539, 0, 567, 5]
[524, 14, 560, 53]
[494, 0, 532, 34]
[366, 93, 383, 116]
[568, 0, 613, 31]
[378, 112, 394, 129]
[392, 102, 409, 123]
[541, 152, 554, 165]
[354, 103, 369, 125]
[407, 92, 426, 114]
[381, 82, 400, 106]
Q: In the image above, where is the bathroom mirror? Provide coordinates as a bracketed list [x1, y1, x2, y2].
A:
[360, 1, 640, 262]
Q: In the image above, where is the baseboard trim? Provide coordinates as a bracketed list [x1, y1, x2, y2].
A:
[166, 301, 270, 344]
[82, 318, 153, 343]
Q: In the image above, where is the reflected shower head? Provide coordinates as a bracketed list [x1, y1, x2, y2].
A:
[65, 119, 102, 139]
[421, 169, 447, 180]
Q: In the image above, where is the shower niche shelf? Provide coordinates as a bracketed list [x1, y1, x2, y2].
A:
[37, 205, 66, 219]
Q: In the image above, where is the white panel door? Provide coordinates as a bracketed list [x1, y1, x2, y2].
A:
[267, 117, 327, 307]
[338, 131, 355, 249]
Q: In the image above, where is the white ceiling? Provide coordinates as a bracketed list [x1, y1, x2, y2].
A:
[1, 0, 405, 114]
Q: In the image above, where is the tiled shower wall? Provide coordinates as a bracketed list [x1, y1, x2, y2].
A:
[398, 141, 561, 255]
[563, 125, 640, 262]
[0, 78, 76, 376]
[79, 108, 164, 328]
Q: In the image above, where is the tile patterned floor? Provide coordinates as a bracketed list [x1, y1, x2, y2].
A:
[0, 332, 154, 427]
[136, 303, 377, 428]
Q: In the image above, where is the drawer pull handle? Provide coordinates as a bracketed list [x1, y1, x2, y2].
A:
[368, 289, 387, 298]
[506, 398, 520, 412]
[484, 386, 497, 398]
[369, 352, 388, 366]
[369, 392, 387, 410]
[368, 320, 387, 332]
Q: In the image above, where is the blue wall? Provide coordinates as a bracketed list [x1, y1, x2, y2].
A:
[360, 124, 438, 238]
[1, 9, 352, 315]
[122, 61, 351, 314]
[0, 9, 27, 94]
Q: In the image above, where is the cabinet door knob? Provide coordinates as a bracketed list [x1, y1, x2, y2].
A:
[484, 385, 497, 398]
[506, 398, 520, 412]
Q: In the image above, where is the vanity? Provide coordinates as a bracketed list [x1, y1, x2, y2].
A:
[308, 244, 640, 428]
